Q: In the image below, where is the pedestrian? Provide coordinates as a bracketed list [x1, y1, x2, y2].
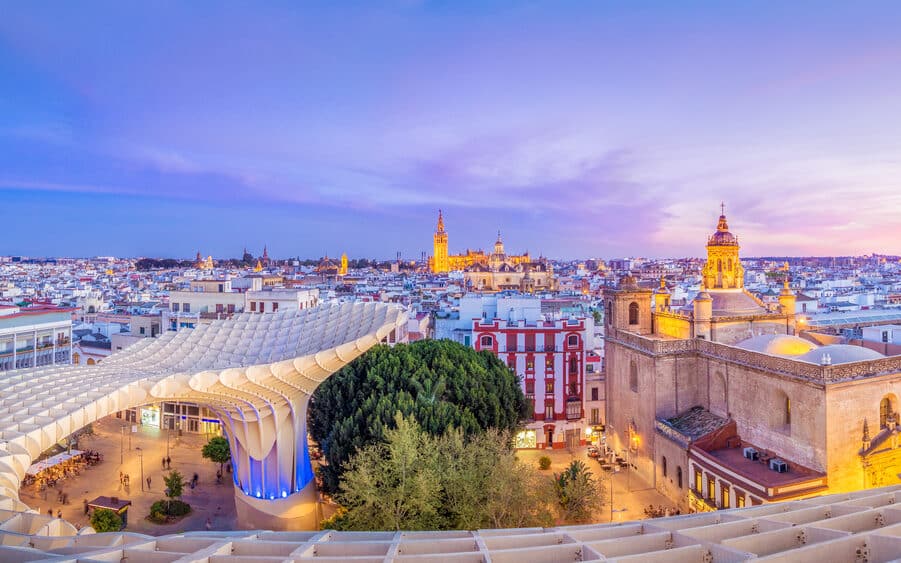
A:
[57, 510, 62, 518]
[193, 472, 198, 484]
[83, 499, 89, 515]
[146, 476, 151, 490]
[205, 517, 212, 531]
[119, 471, 123, 484]
[47, 508, 52, 516]
[166, 456, 171, 469]
[162, 457, 166, 469]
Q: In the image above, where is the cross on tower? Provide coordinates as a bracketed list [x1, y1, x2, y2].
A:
[720, 201, 725, 216]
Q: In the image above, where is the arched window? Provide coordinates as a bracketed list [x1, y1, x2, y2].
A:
[86, 358, 96, 365]
[773, 390, 791, 431]
[677, 466, 683, 489]
[628, 302, 639, 325]
[785, 395, 791, 426]
[662, 456, 668, 478]
[568, 334, 579, 347]
[72, 352, 80, 364]
[717, 259, 722, 272]
[480, 335, 493, 347]
[880, 395, 897, 429]
[629, 360, 638, 393]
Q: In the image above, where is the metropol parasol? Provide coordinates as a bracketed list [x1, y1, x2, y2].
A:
[0, 302, 899, 561]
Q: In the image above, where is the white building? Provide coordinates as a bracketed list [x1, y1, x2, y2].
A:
[0, 304, 72, 371]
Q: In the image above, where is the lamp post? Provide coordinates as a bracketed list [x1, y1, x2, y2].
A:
[136, 447, 144, 492]
[120, 425, 125, 465]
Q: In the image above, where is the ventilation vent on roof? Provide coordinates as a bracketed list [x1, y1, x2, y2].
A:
[743, 447, 759, 461]
[770, 459, 788, 473]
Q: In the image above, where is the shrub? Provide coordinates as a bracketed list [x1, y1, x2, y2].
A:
[90, 508, 122, 532]
[538, 456, 552, 470]
[149, 499, 191, 523]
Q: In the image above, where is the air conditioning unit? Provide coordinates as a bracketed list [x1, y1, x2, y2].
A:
[743, 447, 759, 461]
[770, 459, 788, 473]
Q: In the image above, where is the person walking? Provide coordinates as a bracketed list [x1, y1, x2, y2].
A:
[83, 499, 89, 516]
[166, 456, 171, 469]
[162, 457, 166, 469]
[146, 476, 151, 490]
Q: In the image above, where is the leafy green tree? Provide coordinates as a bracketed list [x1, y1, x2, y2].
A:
[334, 413, 442, 531]
[202, 436, 231, 473]
[328, 414, 553, 531]
[309, 340, 527, 493]
[164, 469, 186, 513]
[551, 460, 606, 524]
[90, 508, 122, 532]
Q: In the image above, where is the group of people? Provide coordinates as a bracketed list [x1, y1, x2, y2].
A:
[23, 450, 102, 492]
[643, 504, 680, 518]
[160, 456, 172, 469]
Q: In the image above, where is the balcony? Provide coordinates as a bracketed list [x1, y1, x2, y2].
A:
[688, 489, 717, 513]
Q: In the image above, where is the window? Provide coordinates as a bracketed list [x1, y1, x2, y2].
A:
[507, 333, 517, 351]
[259, 302, 265, 313]
[569, 354, 578, 375]
[546, 356, 554, 369]
[694, 469, 702, 494]
[545, 380, 554, 394]
[139, 327, 146, 335]
[629, 360, 638, 393]
[736, 491, 745, 508]
[526, 358, 534, 370]
[525, 380, 535, 394]
[590, 408, 599, 425]
[216, 304, 224, 313]
[507, 357, 515, 368]
[880, 395, 897, 429]
[272, 302, 278, 312]
[662, 456, 668, 478]
[227, 304, 235, 314]
[218, 284, 224, 292]
[591, 387, 599, 401]
[250, 301, 257, 312]
[883, 331, 889, 343]
[785, 396, 791, 426]
[172, 303, 180, 312]
[525, 333, 536, 351]
[566, 400, 581, 420]
[568, 334, 578, 347]
[721, 483, 730, 508]
[480, 335, 493, 347]
[677, 467, 683, 489]
[707, 476, 716, 501]
[183, 303, 190, 313]
[628, 302, 639, 325]
[545, 403, 554, 419]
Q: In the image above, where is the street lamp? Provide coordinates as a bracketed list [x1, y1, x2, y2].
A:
[135, 447, 144, 492]
[120, 425, 125, 465]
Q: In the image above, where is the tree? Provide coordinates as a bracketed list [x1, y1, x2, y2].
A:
[309, 340, 527, 493]
[90, 508, 122, 532]
[328, 414, 553, 531]
[164, 469, 185, 510]
[202, 436, 231, 473]
[551, 460, 606, 524]
[333, 413, 442, 531]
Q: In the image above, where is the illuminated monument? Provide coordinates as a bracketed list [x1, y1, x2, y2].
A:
[0, 302, 405, 533]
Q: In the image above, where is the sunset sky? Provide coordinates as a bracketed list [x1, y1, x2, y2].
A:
[2, 2, 900, 259]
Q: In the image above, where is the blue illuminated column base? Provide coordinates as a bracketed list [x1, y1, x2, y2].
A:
[234, 478, 320, 531]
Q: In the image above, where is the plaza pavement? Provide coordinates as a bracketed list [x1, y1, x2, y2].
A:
[18, 416, 238, 535]
[516, 446, 673, 523]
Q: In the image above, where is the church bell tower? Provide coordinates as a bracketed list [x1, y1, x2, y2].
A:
[432, 210, 449, 273]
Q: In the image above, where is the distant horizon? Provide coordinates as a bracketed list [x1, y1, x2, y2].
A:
[3, 251, 898, 264]
[2, 3, 900, 257]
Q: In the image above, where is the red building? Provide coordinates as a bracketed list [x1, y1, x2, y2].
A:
[474, 316, 591, 449]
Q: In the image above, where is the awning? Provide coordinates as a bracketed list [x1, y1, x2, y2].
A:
[25, 450, 84, 476]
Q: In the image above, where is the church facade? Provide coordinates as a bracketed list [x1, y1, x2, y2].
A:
[604, 209, 901, 513]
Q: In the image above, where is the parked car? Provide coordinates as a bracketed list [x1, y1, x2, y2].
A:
[587, 446, 599, 458]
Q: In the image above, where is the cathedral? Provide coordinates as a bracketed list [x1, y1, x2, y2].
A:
[428, 210, 557, 292]
[604, 207, 901, 513]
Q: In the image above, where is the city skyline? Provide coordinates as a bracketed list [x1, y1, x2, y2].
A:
[2, 2, 901, 258]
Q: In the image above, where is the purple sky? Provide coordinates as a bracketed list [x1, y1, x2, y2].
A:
[1, 2, 900, 259]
